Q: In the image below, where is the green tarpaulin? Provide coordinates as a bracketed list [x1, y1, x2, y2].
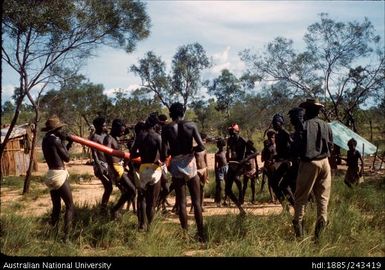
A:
[328, 121, 377, 156]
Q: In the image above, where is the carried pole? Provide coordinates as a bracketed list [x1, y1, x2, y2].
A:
[69, 134, 131, 160]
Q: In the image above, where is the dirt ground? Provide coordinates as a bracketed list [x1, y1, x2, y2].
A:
[1, 153, 286, 221]
[2, 147, 384, 230]
[3, 146, 383, 222]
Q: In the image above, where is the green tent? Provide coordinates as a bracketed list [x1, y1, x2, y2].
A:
[328, 121, 377, 156]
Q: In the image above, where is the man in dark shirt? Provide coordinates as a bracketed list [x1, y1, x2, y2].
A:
[292, 99, 333, 241]
[41, 116, 74, 242]
[89, 117, 112, 213]
[161, 102, 206, 242]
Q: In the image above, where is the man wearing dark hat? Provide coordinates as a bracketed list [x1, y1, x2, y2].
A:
[292, 98, 333, 241]
[89, 116, 112, 213]
[41, 115, 74, 242]
[161, 102, 206, 242]
[225, 123, 247, 215]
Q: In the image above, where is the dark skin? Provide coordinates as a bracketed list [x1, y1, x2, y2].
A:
[89, 121, 112, 210]
[42, 127, 74, 241]
[161, 117, 205, 241]
[241, 144, 258, 204]
[261, 135, 277, 202]
[153, 121, 171, 212]
[104, 124, 136, 218]
[271, 120, 293, 207]
[131, 127, 162, 230]
[225, 129, 246, 214]
[277, 112, 305, 205]
[214, 144, 227, 205]
[190, 147, 208, 213]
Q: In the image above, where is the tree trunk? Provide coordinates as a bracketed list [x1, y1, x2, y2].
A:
[23, 111, 39, 194]
[0, 94, 25, 156]
[23, 89, 42, 194]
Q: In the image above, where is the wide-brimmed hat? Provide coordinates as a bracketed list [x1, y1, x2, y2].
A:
[41, 116, 66, 132]
[299, 98, 324, 109]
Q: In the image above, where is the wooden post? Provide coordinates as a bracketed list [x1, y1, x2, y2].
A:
[359, 143, 365, 184]
[372, 145, 378, 171]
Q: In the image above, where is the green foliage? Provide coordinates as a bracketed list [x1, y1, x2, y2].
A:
[131, 43, 210, 109]
[190, 99, 223, 136]
[2, 175, 44, 190]
[40, 75, 111, 136]
[1, 94, 35, 125]
[110, 88, 162, 125]
[172, 43, 211, 108]
[130, 51, 174, 108]
[3, 0, 150, 55]
[241, 13, 385, 125]
[206, 69, 244, 118]
[1, 0, 151, 158]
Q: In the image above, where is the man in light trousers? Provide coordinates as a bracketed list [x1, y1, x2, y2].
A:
[293, 98, 333, 241]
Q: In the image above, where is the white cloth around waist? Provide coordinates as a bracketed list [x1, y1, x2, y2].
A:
[45, 169, 69, 191]
[169, 154, 197, 181]
[138, 163, 162, 190]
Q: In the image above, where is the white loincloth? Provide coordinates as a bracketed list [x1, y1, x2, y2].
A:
[45, 169, 69, 191]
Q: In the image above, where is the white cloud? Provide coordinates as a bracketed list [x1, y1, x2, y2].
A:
[103, 84, 142, 98]
[103, 88, 118, 98]
[212, 46, 230, 63]
[1, 84, 16, 104]
[210, 46, 231, 75]
[206, 46, 246, 78]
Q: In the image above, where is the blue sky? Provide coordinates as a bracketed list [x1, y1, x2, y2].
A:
[2, 1, 384, 104]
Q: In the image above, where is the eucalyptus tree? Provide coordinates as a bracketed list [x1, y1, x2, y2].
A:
[206, 69, 244, 119]
[131, 43, 210, 109]
[241, 13, 384, 128]
[2, 0, 150, 192]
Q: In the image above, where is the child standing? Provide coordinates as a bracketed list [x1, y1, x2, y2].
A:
[214, 138, 228, 207]
[241, 140, 259, 204]
[344, 138, 364, 188]
[261, 129, 277, 202]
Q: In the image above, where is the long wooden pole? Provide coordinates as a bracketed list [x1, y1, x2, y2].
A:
[69, 134, 131, 160]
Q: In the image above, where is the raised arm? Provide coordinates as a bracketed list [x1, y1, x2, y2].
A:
[54, 137, 70, 163]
